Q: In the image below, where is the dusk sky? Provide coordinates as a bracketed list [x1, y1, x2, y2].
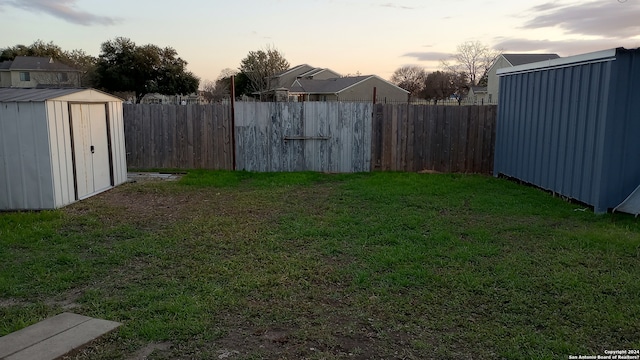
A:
[1, 0, 639, 84]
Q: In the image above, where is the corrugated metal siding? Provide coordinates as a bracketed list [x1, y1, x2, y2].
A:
[0, 102, 55, 209]
[45, 100, 75, 208]
[495, 58, 615, 210]
[599, 49, 640, 210]
[495, 47, 640, 213]
[108, 101, 128, 185]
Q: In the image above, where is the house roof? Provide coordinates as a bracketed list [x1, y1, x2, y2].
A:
[502, 53, 560, 66]
[290, 75, 409, 95]
[273, 64, 313, 78]
[0, 56, 80, 72]
[297, 68, 342, 78]
[469, 86, 487, 93]
[0, 88, 114, 102]
[298, 68, 325, 77]
[290, 76, 372, 94]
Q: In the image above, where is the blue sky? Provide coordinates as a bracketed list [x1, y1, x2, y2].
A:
[1, 0, 639, 83]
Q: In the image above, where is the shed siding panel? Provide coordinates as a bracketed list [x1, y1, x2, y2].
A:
[0, 102, 54, 209]
[108, 101, 128, 185]
[46, 100, 75, 207]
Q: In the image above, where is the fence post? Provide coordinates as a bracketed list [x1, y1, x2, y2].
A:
[231, 75, 237, 170]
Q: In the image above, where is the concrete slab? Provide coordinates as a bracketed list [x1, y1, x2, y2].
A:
[0, 312, 121, 360]
[127, 172, 183, 182]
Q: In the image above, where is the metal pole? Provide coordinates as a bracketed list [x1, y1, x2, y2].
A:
[230, 75, 237, 171]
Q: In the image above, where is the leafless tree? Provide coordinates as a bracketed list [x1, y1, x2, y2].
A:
[30, 72, 80, 88]
[391, 65, 427, 100]
[201, 68, 239, 102]
[441, 41, 501, 86]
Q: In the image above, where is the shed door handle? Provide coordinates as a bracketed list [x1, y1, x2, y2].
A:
[90, 145, 95, 153]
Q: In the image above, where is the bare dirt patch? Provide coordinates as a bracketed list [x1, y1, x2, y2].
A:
[55, 179, 430, 359]
[126, 341, 173, 360]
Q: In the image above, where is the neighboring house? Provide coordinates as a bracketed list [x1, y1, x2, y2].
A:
[465, 86, 488, 105]
[486, 53, 560, 104]
[263, 64, 409, 102]
[288, 75, 409, 102]
[0, 56, 82, 88]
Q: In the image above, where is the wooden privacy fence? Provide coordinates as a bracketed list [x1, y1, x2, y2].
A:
[123, 103, 497, 174]
[123, 103, 233, 169]
[371, 104, 497, 173]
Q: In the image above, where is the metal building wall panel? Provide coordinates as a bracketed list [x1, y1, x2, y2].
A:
[495, 57, 615, 209]
[599, 49, 640, 211]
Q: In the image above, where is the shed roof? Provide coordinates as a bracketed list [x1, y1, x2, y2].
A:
[0, 88, 120, 102]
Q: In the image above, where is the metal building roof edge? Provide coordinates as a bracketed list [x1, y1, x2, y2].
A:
[497, 48, 619, 76]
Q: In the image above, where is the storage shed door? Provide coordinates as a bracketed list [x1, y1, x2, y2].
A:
[70, 104, 112, 199]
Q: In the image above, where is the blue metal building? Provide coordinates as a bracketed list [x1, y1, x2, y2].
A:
[493, 47, 640, 213]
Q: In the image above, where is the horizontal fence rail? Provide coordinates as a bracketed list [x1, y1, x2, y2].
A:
[123, 102, 497, 174]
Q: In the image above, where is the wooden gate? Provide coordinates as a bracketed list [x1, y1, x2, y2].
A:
[234, 102, 372, 172]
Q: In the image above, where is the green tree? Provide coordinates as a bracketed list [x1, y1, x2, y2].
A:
[423, 71, 467, 104]
[239, 46, 289, 98]
[233, 72, 251, 98]
[64, 49, 98, 87]
[0, 40, 64, 60]
[94, 37, 199, 103]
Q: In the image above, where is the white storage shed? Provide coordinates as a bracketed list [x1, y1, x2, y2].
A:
[0, 88, 127, 210]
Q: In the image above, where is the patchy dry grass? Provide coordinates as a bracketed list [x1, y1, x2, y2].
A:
[1, 171, 639, 359]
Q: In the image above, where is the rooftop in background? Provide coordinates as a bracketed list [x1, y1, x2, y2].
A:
[0, 56, 81, 72]
[290, 76, 372, 93]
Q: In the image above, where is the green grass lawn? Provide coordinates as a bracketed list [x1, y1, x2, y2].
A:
[1, 171, 639, 359]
